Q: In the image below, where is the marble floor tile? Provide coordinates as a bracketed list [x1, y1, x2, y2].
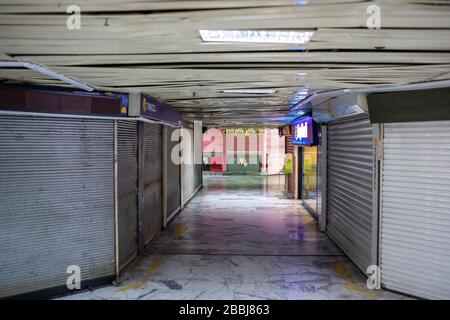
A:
[60, 175, 407, 300]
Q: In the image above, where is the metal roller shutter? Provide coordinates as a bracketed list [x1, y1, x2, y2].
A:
[194, 121, 203, 190]
[182, 127, 195, 205]
[0, 116, 115, 298]
[327, 116, 374, 273]
[381, 121, 450, 299]
[143, 123, 162, 245]
[117, 121, 138, 270]
[167, 127, 181, 221]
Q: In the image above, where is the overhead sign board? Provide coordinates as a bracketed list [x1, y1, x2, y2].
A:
[312, 93, 367, 123]
[223, 128, 264, 135]
[140, 94, 182, 126]
[292, 116, 318, 146]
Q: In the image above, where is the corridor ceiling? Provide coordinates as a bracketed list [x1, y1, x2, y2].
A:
[0, 0, 450, 125]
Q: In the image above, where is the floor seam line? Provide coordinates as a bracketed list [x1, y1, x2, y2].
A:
[144, 253, 346, 257]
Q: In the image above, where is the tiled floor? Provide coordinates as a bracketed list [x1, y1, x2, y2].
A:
[61, 175, 406, 300]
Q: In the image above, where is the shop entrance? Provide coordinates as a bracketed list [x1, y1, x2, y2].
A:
[302, 146, 318, 215]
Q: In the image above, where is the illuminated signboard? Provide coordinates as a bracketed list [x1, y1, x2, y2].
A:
[292, 116, 318, 145]
[140, 94, 182, 125]
[223, 128, 264, 135]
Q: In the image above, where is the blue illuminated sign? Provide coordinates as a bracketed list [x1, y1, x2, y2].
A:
[292, 116, 317, 145]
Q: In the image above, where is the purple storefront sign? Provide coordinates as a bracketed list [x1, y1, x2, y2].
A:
[140, 94, 182, 126]
[292, 116, 318, 146]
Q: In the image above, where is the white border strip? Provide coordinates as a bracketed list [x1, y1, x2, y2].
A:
[0, 61, 94, 92]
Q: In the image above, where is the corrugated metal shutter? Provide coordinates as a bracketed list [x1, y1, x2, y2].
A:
[117, 121, 138, 270]
[327, 116, 374, 273]
[0, 116, 115, 298]
[381, 121, 450, 299]
[143, 123, 162, 245]
[182, 127, 195, 205]
[167, 127, 181, 220]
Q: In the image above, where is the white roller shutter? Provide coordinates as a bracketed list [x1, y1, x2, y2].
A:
[0, 115, 115, 298]
[327, 116, 375, 273]
[381, 121, 450, 299]
[181, 126, 195, 206]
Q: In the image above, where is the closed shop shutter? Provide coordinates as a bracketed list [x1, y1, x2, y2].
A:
[327, 116, 374, 273]
[182, 127, 195, 205]
[143, 123, 162, 245]
[167, 126, 181, 221]
[117, 121, 138, 270]
[0, 116, 115, 298]
[381, 121, 450, 299]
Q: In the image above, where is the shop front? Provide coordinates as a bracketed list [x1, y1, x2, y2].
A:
[302, 146, 318, 213]
[368, 87, 450, 299]
[291, 116, 319, 216]
[224, 128, 264, 175]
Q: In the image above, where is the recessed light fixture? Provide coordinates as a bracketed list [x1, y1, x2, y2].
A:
[293, 0, 309, 4]
[199, 30, 314, 44]
[220, 89, 277, 94]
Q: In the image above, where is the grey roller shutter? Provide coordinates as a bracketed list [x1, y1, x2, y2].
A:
[117, 121, 138, 270]
[143, 123, 162, 245]
[381, 121, 450, 299]
[0, 116, 115, 298]
[167, 127, 181, 221]
[327, 116, 374, 273]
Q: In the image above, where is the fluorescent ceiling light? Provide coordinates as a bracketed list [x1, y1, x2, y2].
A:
[220, 89, 277, 94]
[0, 61, 94, 91]
[199, 30, 314, 44]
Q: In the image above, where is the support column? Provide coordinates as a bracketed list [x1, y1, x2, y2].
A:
[162, 126, 168, 228]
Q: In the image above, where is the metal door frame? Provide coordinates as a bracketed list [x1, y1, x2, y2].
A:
[318, 125, 327, 231]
